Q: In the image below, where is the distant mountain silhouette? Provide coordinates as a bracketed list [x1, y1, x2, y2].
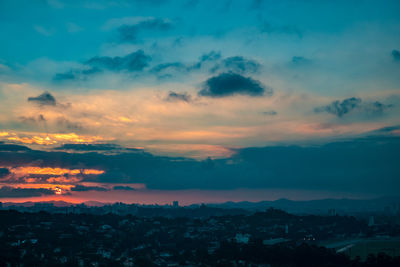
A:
[2, 196, 400, 214]
[206, 196, 400, 214]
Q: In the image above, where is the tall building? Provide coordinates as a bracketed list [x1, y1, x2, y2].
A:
[172, 201, 179, 208]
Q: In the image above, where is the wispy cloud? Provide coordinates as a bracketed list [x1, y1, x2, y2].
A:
[33, 25, 54, 36]
[165, 91, 191, 102]
[116, 17, 173, 43]
[314, 97, 393, 118]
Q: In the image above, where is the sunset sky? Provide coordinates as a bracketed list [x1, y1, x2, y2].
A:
[0, 0, 399, 204]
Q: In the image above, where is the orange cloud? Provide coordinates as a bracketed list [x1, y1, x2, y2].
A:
[82, 169, 105, 175]
[0, 183, 74, 195]
[52, 133, 105, 143]
[118, 116, 134, 123]
[7, 135, 53, 145]
[24, 178, 38, 183]
[0, 165, 108, 197]
[10, 166, 104, 176]
[3, 131, 109, 146]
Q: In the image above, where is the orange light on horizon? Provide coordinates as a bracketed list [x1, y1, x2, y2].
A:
[0, 183, 74, 191]
[0, 195, 87, 204]
[7, 166, 104, 176]
[54, 187, 62, 195]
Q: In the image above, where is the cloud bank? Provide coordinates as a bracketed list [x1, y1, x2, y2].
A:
[1, 132, 399, 195]
[315, 97, 392, 117]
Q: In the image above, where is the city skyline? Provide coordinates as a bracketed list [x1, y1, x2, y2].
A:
[1, 0, 400, 204]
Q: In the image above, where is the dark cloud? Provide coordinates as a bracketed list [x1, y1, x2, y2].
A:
[151, 62, 186, 73]
[149, 53, 261, 80]
[27, 91, 56, 106]
[369, 125, 400, 135]
[70, 185, 108, 192]
[0, 134, 399, 195]
[315, 97, 361, 117]
[0, 168, 10, 178]
[113, 185, 136, 191]
[220, 56, 260, 74]
[54, 51, 150, 81]
[150, 62, 187, 78]
[53, 144, 143, 155]
[199, 51, 222, 62]
[151, 51, 223, 78]
[117, 18, 172, 43]
[139, 52, 260, 81]
[199, 72, 270, 97]
[0, 143, 32, 152]
[364, 101, 393, 115]
[392, 49, 400, 62]
[0, 186, 55, 198]
[53, 72, 76, 81]
[55, 144, 122, 151]
[315, 97, 392, 117]
[53, 50, 261, 82]
[85, 50, 151, 72]
[165, 91, 191, 102]
[189, 51, 222, 71]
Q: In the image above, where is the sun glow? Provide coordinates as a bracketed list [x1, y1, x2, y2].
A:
[54, 187, 62, 195]
[9, 166, 104, 176]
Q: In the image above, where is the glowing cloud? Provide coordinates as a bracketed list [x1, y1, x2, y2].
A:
[10, 166, 104, 176]
[2, 131, 110, 146]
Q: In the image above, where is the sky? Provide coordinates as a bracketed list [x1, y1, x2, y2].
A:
[0, 0, 400, 204]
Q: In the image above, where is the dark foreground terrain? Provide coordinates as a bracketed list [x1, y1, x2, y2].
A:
[1, 208, 400, 267]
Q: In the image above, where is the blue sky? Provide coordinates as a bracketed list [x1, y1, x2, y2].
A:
[0, 0, 399, 203]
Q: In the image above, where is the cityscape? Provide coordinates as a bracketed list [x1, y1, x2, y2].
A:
[1, 0, 400, 266]
[1, 199, 400, 266]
